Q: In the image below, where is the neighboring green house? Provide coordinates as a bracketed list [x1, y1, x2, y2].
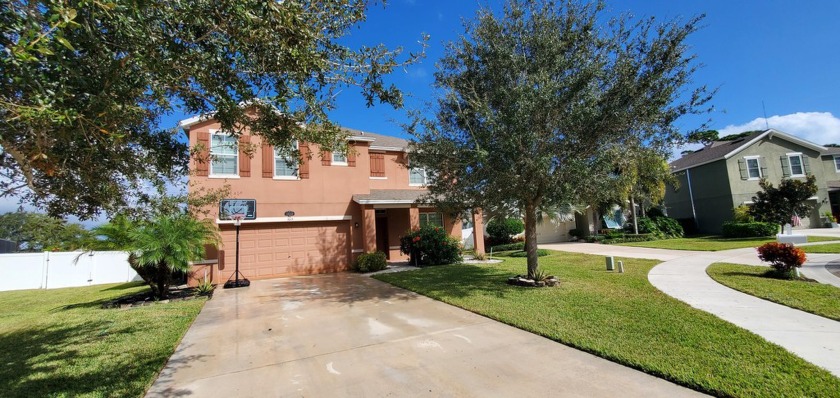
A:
[664, 129, 840, 234]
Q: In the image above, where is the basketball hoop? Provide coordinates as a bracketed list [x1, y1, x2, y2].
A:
[231, 213, 245, 226]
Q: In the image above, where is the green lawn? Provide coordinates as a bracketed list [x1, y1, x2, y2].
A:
[801, 243, 840, 253]
[0, 283, 205, 397]
[616, 235, 840, 251]
[374, 253, 840, 397]
[708, 263, 840, 321]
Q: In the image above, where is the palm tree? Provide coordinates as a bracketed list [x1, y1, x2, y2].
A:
[131, 213, 219, 298]
[96, 213, 219, 299]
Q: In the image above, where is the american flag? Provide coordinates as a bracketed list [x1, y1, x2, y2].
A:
[791, 213, 802, 227]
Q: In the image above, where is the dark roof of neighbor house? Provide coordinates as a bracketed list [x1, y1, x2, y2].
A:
[353, 189, 430, 204]
[670, 130, 765, 172]
[670, 129, 829, 172]
[823, 146, 840, 156]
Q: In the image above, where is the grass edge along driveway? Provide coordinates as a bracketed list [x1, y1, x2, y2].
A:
[0, 282, 205, 398]
[374, 252, 840, 397]
[801, 243, 840, 253]
[708, 262, 840, 321]
[616, 235, 840, 251]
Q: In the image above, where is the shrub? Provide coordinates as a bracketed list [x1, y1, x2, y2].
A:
[757, 242, 806, 276]
[733, 205, 755, 223]
[630, 216, 683, 238]
[400, 226, 462, 266]
[722, 221, 778, 238]
[194, 278, 215, 296]
[604, 229, 624, 239]
[507, 249, 549, 257]
[634, 217, 660, 236]
[490, 242, 525, 252]
[602, 233, 657, 245]
[652, 217, 684, 238]
[584, 235, 606, 243]
[569, 228, 583, 238]
[486, 218, 525, 244]
[353, 251, 388, 273]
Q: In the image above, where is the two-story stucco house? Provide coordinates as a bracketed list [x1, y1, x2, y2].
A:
[182, 115, 484, 283]
[664, 128, 840, 234]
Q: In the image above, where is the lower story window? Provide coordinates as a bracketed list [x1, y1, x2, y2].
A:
[419, 212, 443, 227]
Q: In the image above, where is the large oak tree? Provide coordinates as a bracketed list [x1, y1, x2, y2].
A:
[408, 0, 713, 278]
[1, 0, 425, 218]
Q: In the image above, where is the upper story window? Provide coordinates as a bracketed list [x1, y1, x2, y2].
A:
[332, 151, 348, 166]
[419, 212, 443, 227]
[274, 142, 298, 179]
[745, 156, 762, 179]
[210, 132, 238, 176]
[834, 156, 840, 173]
[787, 153, 805, 177]
[409, 166, 428, 186]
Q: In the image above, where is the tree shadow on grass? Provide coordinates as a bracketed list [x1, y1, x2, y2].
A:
[55, 283, 151, 311]
[0, 319, 205, 398]
[373, 263, 520, 300]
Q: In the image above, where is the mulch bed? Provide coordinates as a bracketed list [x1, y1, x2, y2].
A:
[102, 286, 212, 309]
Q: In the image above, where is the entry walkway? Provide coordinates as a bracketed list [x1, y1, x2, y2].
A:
[147, 273, 701, 397]
[541, 242, 840, 378]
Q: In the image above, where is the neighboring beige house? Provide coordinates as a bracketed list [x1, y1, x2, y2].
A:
[665, 129, 840, 234]
[182, 115, 484, 283]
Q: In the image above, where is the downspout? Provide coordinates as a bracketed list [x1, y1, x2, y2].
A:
[686, 169, 699, 229]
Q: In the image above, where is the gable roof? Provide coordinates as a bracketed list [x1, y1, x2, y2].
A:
[670, 129, 828, 172]
[342, 128, 409, 151]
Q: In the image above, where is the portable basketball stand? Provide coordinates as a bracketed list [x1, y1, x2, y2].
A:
[223, 214, 250, 289]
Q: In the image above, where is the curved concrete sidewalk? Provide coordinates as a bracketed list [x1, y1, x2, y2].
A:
[541, 242, 840, 377]
[649, 249, 840, 378]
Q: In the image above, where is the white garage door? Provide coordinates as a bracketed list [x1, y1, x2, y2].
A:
[536, 216, 573, 244]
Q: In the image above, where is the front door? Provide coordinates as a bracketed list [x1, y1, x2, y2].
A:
[375, 216, 389, 259]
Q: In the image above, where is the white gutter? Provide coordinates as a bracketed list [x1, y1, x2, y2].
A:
[216, 215, 351, 224]
[686, 169, 699, 229]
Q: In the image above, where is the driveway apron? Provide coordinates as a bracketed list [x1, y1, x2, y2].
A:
[147, 273, 702, 397]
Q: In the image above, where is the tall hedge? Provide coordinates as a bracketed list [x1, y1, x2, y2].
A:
[721, 221, 778, 238]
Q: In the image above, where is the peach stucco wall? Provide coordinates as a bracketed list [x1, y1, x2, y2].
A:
[187, 120, 462, 263]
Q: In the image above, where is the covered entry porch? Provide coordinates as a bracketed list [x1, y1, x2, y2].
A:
[353, 190, 485, 260]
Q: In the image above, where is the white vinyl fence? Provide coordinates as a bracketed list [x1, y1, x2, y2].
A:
[0, 251, 140, 292]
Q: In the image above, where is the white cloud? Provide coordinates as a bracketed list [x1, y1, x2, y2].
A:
[670, 111, 840, 161]
[718, 112, 840, 146]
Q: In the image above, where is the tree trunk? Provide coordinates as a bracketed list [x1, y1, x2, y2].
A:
[631, 196, 639, 235]
[591, 206, 599, 235]
[524, 203, 539, 279]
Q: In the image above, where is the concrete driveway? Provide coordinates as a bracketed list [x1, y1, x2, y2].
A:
[147, 273, 702, 397]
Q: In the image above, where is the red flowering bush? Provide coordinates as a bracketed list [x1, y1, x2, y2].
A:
[400, 225, 462, 266]
[757, 242, 806, 276]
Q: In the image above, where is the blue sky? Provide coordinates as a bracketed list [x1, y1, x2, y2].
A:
[296, 0, 840, 149]
[6, 1, 840, 221]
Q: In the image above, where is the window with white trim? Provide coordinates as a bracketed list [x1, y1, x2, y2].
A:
[745, 156, 761, 179]
[332, 152, 348, 166]
[274, 142, 298, 179]
[210, 132, 238, 176]
[409, 167, 428, 186]
[787, 153, 805, 177]
[419, 212, 443, 227]
[834, 155, 840, 173]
